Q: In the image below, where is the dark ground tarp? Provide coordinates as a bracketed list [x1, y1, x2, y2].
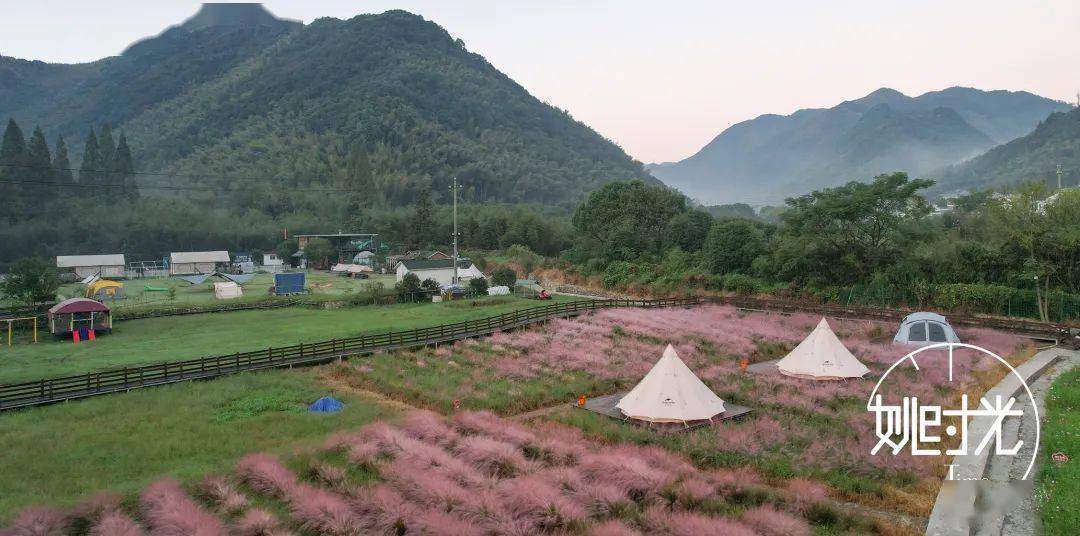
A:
[309, 396, 345, 413]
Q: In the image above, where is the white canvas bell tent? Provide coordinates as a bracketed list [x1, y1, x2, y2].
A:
[616, 344, 727, 424]
[776, 318, 870, 380]
[213, 281, 243, 300]
[893, 312, 960, 346]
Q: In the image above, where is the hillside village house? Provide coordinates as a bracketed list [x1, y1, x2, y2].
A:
[396, 258, 484, 287]
[56, 254, 126, 279]
[169, 251, 230, 275]
[262, 251, 284, 272]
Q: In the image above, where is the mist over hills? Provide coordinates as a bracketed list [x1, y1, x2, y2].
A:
[0, 3, 653, 206]
[648, 87, 1069, 204]
[935, 107, 1080, 193]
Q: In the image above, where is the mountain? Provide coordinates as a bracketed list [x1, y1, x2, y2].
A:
[934, 107, 1080, 193]
[648, 87, 1069, 204]
[0, 4, 653, 206]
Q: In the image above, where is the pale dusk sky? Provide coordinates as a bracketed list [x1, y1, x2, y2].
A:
[1, 0, 1077, 163]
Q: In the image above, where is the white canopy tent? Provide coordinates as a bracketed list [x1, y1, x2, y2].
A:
[893, 312, 960, 346]
[616, 345, 727, 424]
[213, 281, 243, 300]
[776, 318, 870, 380]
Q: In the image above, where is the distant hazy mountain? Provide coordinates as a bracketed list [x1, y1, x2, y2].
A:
[934, 107, 1080, 193]
[0, 4, 653, 206]
[648, 87, 1069, 204]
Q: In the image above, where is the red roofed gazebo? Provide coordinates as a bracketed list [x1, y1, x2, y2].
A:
[48, 298, 112, 337]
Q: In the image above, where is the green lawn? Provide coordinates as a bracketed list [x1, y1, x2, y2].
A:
[1037, 365, 1079, 535]
[0, 294, 581, 384]
[39, 271, 399, 314]
[0, 369, 401, 521]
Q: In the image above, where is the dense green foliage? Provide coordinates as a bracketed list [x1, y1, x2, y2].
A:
[1037, 366, 1080, 536]
[491, 267, 517, 287]
[567, 176, 1080, 319]
[0, 257, 60, 305]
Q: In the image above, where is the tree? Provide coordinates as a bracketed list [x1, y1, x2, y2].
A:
[774, 172, 934, 284]
[79, 128, 101, 185]
[395, 272, 422, 301]
[276, 238, 299, 266]
[703, 219, 768, 275]
[664, 210, 713, 252]
[991, 184, 1080, 321]
[0, 257, 61, 306]
[53, 135, 73, 184]
[468, 276, 489, 295]
[492, 267, 517, 287]
[98, 123, 116, 180]
[113, 133, 137, 200]
[410, 187, 434, 248]
[0, 119, 27, 220]
[25, 126, 54, 202]
[420, 278, 441, 292]
[507, 244, 539, 277]
[302, 237, 335, 269]
[572, 180, 687, 262]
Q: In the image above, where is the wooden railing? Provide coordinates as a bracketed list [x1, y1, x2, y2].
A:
[0, 297, 700, 411]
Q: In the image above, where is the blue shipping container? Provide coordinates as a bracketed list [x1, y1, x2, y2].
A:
[274, 272, 306, 295]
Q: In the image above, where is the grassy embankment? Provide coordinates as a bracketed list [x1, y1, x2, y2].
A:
[1036, 365, 1079, 535]
[0, 294, 581, 384]
[0, 369, 402, 521]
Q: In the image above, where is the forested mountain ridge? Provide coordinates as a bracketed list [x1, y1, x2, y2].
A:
[934, 107, 1080, 192]
[0, 5, 653, 207]
[648, 87, 1069, 204]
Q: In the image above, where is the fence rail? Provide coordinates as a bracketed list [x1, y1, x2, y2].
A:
[0, 297, 700, 411]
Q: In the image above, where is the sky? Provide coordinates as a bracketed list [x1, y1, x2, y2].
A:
[1, 1, 1077, 163]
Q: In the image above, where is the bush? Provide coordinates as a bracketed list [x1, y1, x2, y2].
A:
[0, 257, 60, 306]
[492, 267, 517, 287]
[420, 278, 441, 292]
[395, 273, 423, 302]
[469, 277, 489, 295]
[601, 261, 638, 288]
[721, 273, 762, 295]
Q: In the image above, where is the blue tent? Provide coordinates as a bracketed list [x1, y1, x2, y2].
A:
[275, 272, 306, 295]
[177, 274, 211, 285]
[221, 273, 255, 285]
[309, 396, 345, 413]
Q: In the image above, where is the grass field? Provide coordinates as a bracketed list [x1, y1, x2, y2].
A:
[0, 294, 580, 384]
[0, 369, 402, 521]
[1036, 366, 1079, 535]
[34, 271, 399, 314]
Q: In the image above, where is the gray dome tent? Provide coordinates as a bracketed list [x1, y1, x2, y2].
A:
[893, 312, 960, 346]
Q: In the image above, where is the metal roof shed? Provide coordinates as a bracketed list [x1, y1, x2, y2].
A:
[56, 254, 126, 278]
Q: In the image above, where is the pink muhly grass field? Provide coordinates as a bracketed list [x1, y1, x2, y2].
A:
[90, 511, 144, 536]
[140, 478, 226, 536]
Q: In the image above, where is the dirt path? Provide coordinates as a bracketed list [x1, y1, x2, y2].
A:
[317, 370, 422, 413]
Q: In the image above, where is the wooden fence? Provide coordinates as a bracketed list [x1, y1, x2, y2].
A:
[0, 297, 700, 411]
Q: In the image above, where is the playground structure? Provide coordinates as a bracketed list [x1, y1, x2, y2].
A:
[47, 298, 112, 340]
[3, 317, 39, 347]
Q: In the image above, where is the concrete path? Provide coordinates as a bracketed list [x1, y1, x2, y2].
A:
[926, 347, 1078, 536]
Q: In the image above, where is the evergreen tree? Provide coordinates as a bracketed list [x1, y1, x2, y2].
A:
[0, 118, 28, 220]
[26, 126, 54, 202]
[98, 123, 116, 176]
[410, 188, 433, 248]
[344, 142, 374, 196]
[53, 135, 73, 184]
[79, 128, 100, 185]
[113, 133, 138, 200]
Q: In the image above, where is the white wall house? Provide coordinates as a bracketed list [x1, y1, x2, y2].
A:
[396, 258, 484, 287]
[56, 254, 126, 279]
[169, 251, 230, 275]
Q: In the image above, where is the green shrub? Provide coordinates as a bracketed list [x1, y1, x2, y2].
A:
[491, 267, 517, 287]
[721, 273, 762, 295]
[469, 277, 489, 295]
[601, 261, 638, 288]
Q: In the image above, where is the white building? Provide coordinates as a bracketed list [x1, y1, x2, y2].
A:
[56, 254, 126, 279]
[396, 258, 484, 287]
[169, 251, 230, 275]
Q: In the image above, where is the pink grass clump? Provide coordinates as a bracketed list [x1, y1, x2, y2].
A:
[3, 506, 70, 536]
[741, 505, 810, 536]
[140, 478, 226, 536]
[590, 519, 642, 536]
[497, 476, 587, 532]
[233, 509, 282, 536]
[286, 483, 360, 536]
[455, 435, 529, 477]
[646, 508, 756, 536]
[785, 478, 829, 513]
[90, 511, 144, 536]
[578, 452, 676, 498]
[68, 492, 125, 526]
[398, 410, 461, 446]
[350, 485, 414, 534]
[406, 510, 486, 536]
[200, 476, 247, 515]
[235, 453, 297, 498]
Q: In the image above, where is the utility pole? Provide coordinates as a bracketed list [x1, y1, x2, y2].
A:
[1057, 164, 1063, 191]
[451, 176, 459, 286]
